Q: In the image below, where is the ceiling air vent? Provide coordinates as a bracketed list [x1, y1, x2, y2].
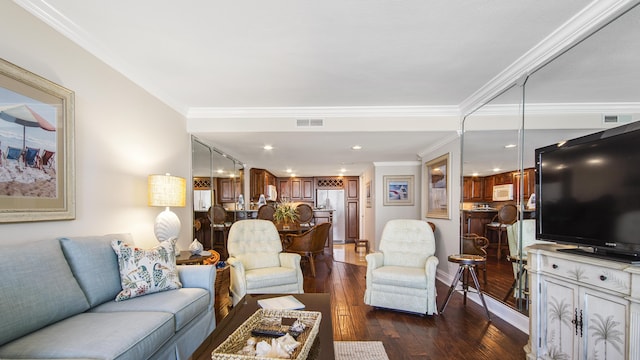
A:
[603, 114, 633, 124]
[296, 119, 324, 127]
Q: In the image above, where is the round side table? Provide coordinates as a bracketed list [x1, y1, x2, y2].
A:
[439, 254, 491, 320]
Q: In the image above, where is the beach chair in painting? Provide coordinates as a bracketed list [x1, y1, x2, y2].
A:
[40, 150, 55, 171]
[24, 147, 40, 168]
[3, 146, 23, 167]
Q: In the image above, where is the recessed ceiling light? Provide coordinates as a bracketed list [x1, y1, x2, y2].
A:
[492, 168, 501, 172]
[290, 173, 296, 177]
[216, 169, 224, 174]
[340, 168, 346, 172]
[286, 168, 292, 173]
[263, 145, 273, 150]
[504, 144, 517, 148]
[351, 145, 362, 150]
[472, 172, 479, 176]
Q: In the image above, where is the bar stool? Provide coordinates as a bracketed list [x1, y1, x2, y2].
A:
[440, 254, 491, 320]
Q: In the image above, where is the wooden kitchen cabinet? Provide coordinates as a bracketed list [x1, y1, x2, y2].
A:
[463, 177, 483, 202]
[493, 172, 513, 185]
[277, 177, 314, 202]
[345, 177, 359, 241]
[250, 168, 276, 202]
[513, 168, 535, 202]
[483, 175, 495, 201]
[217, 177, 242, 204]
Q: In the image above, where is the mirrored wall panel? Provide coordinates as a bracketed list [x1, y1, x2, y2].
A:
[191, 136, 245, 260]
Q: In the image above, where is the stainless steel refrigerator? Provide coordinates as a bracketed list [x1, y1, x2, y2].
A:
[316, 189, 345, 243]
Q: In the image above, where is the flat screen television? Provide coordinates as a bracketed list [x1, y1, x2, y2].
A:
[535, 120, 640, 263]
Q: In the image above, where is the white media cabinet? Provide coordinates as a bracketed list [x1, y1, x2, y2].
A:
[526, 244, 640, 360]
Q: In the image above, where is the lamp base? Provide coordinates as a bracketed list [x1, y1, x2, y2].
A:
[154, 208, 181, 251]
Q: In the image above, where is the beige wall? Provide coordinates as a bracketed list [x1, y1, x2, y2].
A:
[0, 3, 192, 250]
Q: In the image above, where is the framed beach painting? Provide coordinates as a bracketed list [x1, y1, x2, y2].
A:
[383, 175, 414, 206]
[425, 153, 450, 219]
[0, 58, 75, 222]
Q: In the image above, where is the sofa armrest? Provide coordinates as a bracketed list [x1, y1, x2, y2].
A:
[278, 252, 301, 269]
[365, 252, 384, 287]
[279, 252, 303, 293]
[424, 255, 440, 315]
[177, 265, 216, 310]
[227, 256, 247, 305]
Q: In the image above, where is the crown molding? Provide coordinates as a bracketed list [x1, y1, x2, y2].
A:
[186, 106, 460, 119]
[459, 0, 640, 116]
[417, 133, 460, 159]
[373, 161, 421, 167]
[470, 102, 640, 116]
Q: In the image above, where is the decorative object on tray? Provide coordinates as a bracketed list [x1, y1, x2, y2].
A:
[212, 309, 321, 360]
[189, 238, 204, 255]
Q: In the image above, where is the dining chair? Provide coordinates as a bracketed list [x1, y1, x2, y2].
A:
[282, 222, 331, 277]
[257, 204, 275, 221]
[295, 203, 314, 229]
[462, 233, 489, 284]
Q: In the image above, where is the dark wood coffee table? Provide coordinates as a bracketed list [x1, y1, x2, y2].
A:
[209, 293, 334, 359]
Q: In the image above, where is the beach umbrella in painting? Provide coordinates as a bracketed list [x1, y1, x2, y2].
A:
[0, 104, 56, 150]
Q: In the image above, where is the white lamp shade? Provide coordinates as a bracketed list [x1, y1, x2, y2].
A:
[148, 174, 186, 243]
[148, 174, 186, 207]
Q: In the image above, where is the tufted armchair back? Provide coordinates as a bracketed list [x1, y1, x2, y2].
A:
[379, 219, 435, 268]
[227, 220, 283, 270]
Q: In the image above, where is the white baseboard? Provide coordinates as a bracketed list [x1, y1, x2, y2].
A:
[436, 269, 529, 334]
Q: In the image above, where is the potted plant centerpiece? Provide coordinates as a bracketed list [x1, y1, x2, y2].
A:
[273, 201, 298, 230]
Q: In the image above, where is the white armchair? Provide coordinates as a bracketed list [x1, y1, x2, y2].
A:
[364, 219, 439, 315]
[226, 219, 304, 306]
[505, 219, 554, 298]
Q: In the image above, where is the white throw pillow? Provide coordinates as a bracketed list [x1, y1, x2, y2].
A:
[111, 238, 182, 301]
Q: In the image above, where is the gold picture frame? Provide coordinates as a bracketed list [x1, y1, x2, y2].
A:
[425, 153, 450, 219]
[383, 175, 414, 206]
[0, 58, 75, 222]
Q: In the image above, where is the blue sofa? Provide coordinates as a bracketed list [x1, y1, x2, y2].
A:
[0, 234, 216, 360]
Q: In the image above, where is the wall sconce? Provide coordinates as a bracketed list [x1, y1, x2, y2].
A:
[148, 173, 186, 242]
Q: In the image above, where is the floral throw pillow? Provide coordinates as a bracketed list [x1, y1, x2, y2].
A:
[111, 238, 182, 301]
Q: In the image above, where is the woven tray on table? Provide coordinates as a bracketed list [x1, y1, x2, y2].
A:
[212, 309, 322, 360]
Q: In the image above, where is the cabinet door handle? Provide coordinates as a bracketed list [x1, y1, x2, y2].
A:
[570, 309, 584, 337]
[599, 275, 607, 281]
[552, 264, 558, 269]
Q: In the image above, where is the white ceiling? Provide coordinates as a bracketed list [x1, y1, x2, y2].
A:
[15, 0, 639, 177]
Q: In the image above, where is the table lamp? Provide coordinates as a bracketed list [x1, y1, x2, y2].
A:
[148, 174, 186, 242]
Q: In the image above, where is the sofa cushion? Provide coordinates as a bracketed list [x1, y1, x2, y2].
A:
[0, 239, 90, 347]
[111, 238, 182, 301]
[91, 287, 210, 331]
[0, 312, 174, 360]
[59, 234, 132, 307]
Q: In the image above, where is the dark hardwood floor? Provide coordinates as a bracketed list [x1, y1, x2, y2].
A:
[195, 259, 529, 360]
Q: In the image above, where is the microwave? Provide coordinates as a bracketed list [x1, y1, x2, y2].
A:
[492, 184, 514, 201]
